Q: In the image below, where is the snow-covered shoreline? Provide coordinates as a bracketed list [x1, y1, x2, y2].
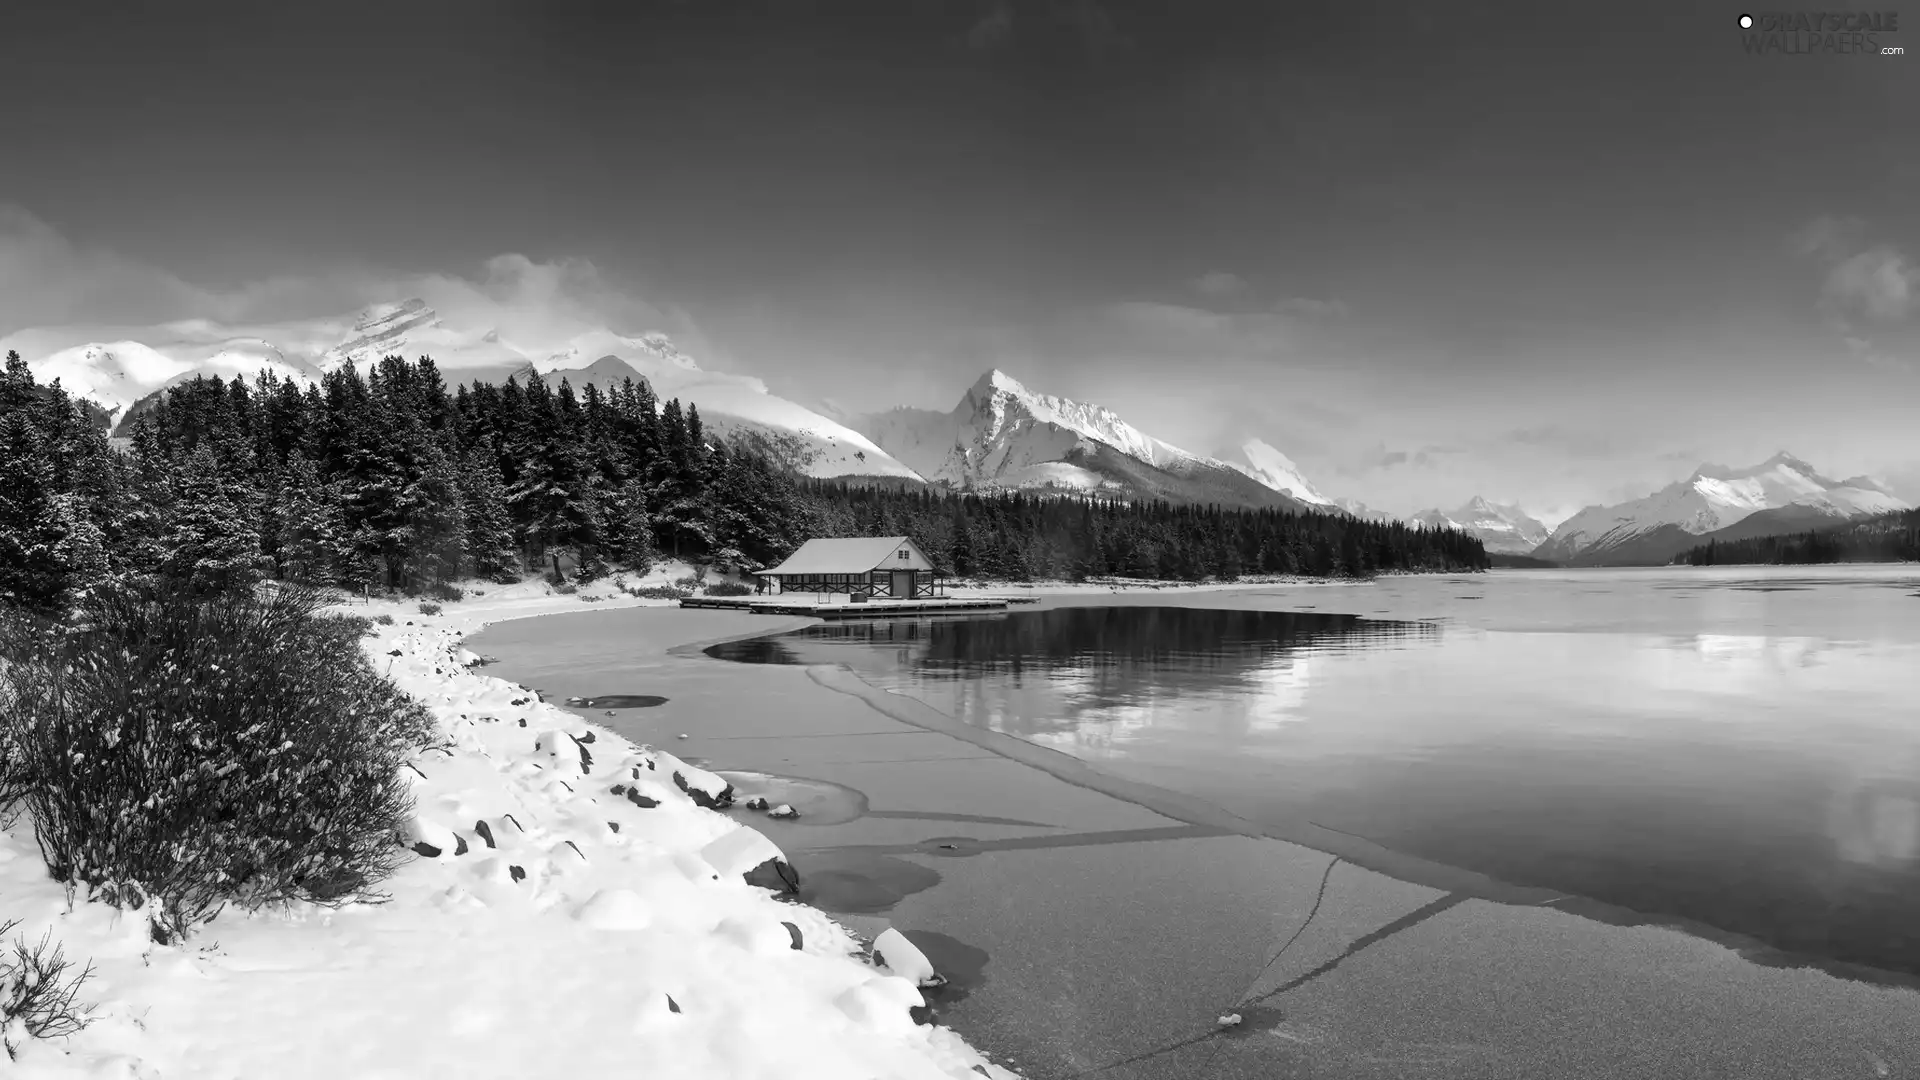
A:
[4, 570, 1016, 1079]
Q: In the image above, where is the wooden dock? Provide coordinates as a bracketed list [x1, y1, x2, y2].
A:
[679, 595, 1021, 619]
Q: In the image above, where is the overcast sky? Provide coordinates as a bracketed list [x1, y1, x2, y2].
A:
[1, 0, 1916, 522]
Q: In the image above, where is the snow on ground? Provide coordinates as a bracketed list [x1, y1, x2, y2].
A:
[3, 564, 1015, 1079]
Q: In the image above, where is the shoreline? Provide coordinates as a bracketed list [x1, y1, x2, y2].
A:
[4, 568, 1017, 1080]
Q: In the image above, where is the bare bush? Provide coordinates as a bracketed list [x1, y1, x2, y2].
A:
[627, 585, 690, 600]
[0, 920, 96, 1060]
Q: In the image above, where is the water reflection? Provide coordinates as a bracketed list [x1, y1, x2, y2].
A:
[714, 608, 1435, 759]
[713, 604, 1920, 977]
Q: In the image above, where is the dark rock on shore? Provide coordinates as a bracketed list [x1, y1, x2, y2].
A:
[673, 770, 735, 809]
[744, 857, 801, 895]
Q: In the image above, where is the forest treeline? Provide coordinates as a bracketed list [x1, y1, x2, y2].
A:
[1677, 508, 1920, 566]
[0, 350, 1487, 614]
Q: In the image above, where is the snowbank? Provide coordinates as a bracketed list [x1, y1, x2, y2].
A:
[2, 569, 1016, 1079]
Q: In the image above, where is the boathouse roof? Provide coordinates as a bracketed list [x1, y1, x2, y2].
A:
[758, 537, 936, 575]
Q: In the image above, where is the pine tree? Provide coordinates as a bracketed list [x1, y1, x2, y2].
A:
[0, 403, 67, 612]
[404, 441, 468, 588]
[160, 445, 271, 595]
[459, 445, 520, 582]
[615, 477, 657, 573]
[275, 452, 348, 586]
[0, 355, 128, 611]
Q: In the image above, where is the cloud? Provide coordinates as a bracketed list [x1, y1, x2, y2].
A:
[1827, 247, 1914, 322]
[1796, 214, 1918, 369]
[0, 203, 704, 359]
[1354, 443, 1461, 471]
[0, 205, 216, 335]
[1191, 270, 1247, 298]
[1503, 424, 1621, 459]
[964, 1, 1013, 51]
[961, 0, 1128, 59]
[408, 254, 688, 352]
[1056, 0, 1128, 58]
[1273, 297, 1348, 319]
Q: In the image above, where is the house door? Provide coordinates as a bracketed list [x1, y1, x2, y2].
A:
[890, 570, 915, 599]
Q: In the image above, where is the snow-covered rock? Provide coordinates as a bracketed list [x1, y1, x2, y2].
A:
[1411, 496, 1551, 555]
[1534, 452, 1910, 564]
[873, 928, 943, 988]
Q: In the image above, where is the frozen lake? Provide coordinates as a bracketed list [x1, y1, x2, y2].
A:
[476, 565, 1920, 1078]
[712, 565, 1920, 979]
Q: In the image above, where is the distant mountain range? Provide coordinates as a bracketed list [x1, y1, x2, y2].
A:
[6, 301, 1342, 511]
[6, 301, 922, 483]
[17, 301, 1902, 543]
[1409, 498, 1551, 555]
[1532, 453, 1909, 566]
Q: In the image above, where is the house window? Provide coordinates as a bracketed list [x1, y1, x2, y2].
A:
[898, 549, 910, 561]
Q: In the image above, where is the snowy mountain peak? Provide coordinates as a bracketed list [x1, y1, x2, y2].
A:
[537, 330, 703, 379]
[1332, 497, 1398, 522]
[323, 299, 442, 371]
[1536, 452, 1911, 564]
[973, 368, 1028, 397]
[26, 337, 318, 424]
[1411, 497, 1549, 555]
[1838, 474, 1896, 495]
[851, 370, 1328, 510]
[1693, 451, 1822, 483]
[956, 368, 1200, 469]
[358, 298, 431, 325]
[1227, 438, 1334, 506]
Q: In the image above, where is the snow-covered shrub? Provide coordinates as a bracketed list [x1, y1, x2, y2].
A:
[371, 613, 395, 626]
[0, 609, 65, 811]
[328, 614, 377, 639]
[424, 582, 464, 603]
[0, 919, 95, 1060]
[551, 582, 578, 596]
[4, 584, 429, 943]
[628, 585, 690, 600]
[705, 581, 753, 597]
[417, 601, 443, 616]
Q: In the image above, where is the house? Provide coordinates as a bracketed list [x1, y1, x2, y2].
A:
[754, 536, 946, 600]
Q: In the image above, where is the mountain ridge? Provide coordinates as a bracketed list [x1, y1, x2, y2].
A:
[9, 300, 926, 483]
[1532, 452, 1908, 565]
[1410, 497, 1550, 555]
[851, 369, 1321, 511]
